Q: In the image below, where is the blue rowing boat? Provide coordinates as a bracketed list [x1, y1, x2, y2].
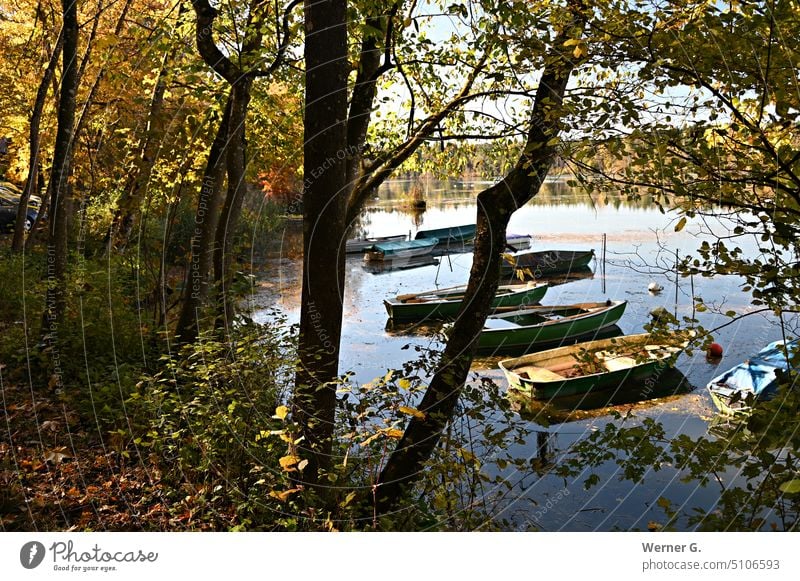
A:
[415, 224, 476, 245]
[707, 339, 799, 415]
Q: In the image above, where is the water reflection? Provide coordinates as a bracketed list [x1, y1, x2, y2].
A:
[362, 255, 440, 274]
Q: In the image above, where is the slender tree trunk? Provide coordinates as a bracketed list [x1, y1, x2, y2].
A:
[373, 10, 586, 515]
[345, 9, 393, 188]
[174, 94, 233, 345]
[41, 0, 78, 347]
[110, 49, 172, 250]
[111, 2, 183, 250]
[293, 0, 349, 488]
[213, 78, 251, 332]
[12, 30, 63, 251]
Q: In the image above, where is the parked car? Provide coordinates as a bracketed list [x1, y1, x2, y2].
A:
[0, 183, 41, 232]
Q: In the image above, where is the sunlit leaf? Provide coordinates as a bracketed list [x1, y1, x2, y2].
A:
[398, 405, 426, 419]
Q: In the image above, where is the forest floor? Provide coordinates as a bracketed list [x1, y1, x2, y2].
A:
[0, 379, 177, 531]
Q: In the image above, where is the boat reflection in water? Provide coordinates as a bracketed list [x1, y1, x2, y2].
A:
[705, 414, 750, 442]
[508, 366, 694, 426]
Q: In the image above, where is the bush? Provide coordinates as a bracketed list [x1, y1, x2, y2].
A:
[129, 319, 301, 529]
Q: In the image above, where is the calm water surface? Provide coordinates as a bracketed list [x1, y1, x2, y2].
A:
[251, 179, 783, 531]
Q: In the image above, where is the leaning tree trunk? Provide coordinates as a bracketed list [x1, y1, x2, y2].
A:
[174, 94, 232, 345]
[109, 48, 173, 250]
[110, 1, 183, 251]
[41, 0, 78, 347]
[213, 77, 251, 332]
[12, 29, 63, 251]
[293, 0, 349, 489]
[373, 8, 587, 515]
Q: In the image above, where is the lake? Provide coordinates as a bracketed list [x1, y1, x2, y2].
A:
[251, 178, 784, 530]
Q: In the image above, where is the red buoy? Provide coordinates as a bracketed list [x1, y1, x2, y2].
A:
[708, 343, 724, 358]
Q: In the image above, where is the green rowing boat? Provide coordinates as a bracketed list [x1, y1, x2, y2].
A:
[384, 281, 548, 322]
[501, 249, 595, 277]
[499, 332, 686, 399]
[477, 300, 627, 354]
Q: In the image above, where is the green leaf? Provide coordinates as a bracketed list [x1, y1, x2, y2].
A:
[779, 479, 800, 494]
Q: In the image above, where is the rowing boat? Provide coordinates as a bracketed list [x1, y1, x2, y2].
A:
[364, 238, 439, 262]
[707, 339, 799, 415]
[345, 234, 406, 254]
[500, 332, 686, 399]
[415, 224, 476, 245]
[477, 300, 627, 354]
[501, 249, 595, 277]
[383, 281, 548, 322]
[505, 233, 533, 251]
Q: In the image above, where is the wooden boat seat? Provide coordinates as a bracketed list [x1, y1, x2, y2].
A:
[515, 366, 565, 382]
[484, 318, 521, 330]
[600, 356, 638, 372]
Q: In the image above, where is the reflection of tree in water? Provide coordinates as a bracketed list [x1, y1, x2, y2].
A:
[370, 178, 663, 212]
[406, 205, 425, 228]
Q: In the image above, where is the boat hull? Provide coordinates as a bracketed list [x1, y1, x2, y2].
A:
[384, 283, 547, 322]
[706, 339, 799, 415]
[415, 224, 477, 245]
[500, 333, 681, 399]
[502, 249, 595, 276]
[364, 238, 438, 261]
[505, 234, 532, 251]
[478, 301, 627, 355]
[346, 234, 406, 254]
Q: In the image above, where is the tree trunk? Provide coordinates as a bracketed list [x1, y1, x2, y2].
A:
[41, 0, 78, 347]
[373, 11, 586, 515]
[293, 0, 349, 488]
[110, 49, 171, 250]
[174, 94, 232, 344]
[213, 78, 251, 332]
[345, 8, 395, 188]
[12, 29, 63, 251]
[110, 2, 182, 250]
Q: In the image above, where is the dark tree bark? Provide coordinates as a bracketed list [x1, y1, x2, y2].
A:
[176, 0, 295, 343]
[12, 29, 63, 251]
[174, 93, 232, 344]
[41, 0, 78, 346]
[213, 77, 251, 330]
[345, 5, 398, 188]
[372, 8, 588, 516]
[293, 0, 349, 488]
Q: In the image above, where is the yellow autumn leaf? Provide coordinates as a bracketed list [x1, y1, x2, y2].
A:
[274, 405, 289, 420]
[279, 455, 299, 470]
[398, 405, 426, 419]
[269, 488, 301, 502]
[384, 428, 404, 439]
[397, 378, 412, 390]
[457, 448, 480, 466]
[360, 432, 382, 447]
[573, 44, 586, 58]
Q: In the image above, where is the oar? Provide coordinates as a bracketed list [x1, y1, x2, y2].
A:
[396, 283, 467, 302]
